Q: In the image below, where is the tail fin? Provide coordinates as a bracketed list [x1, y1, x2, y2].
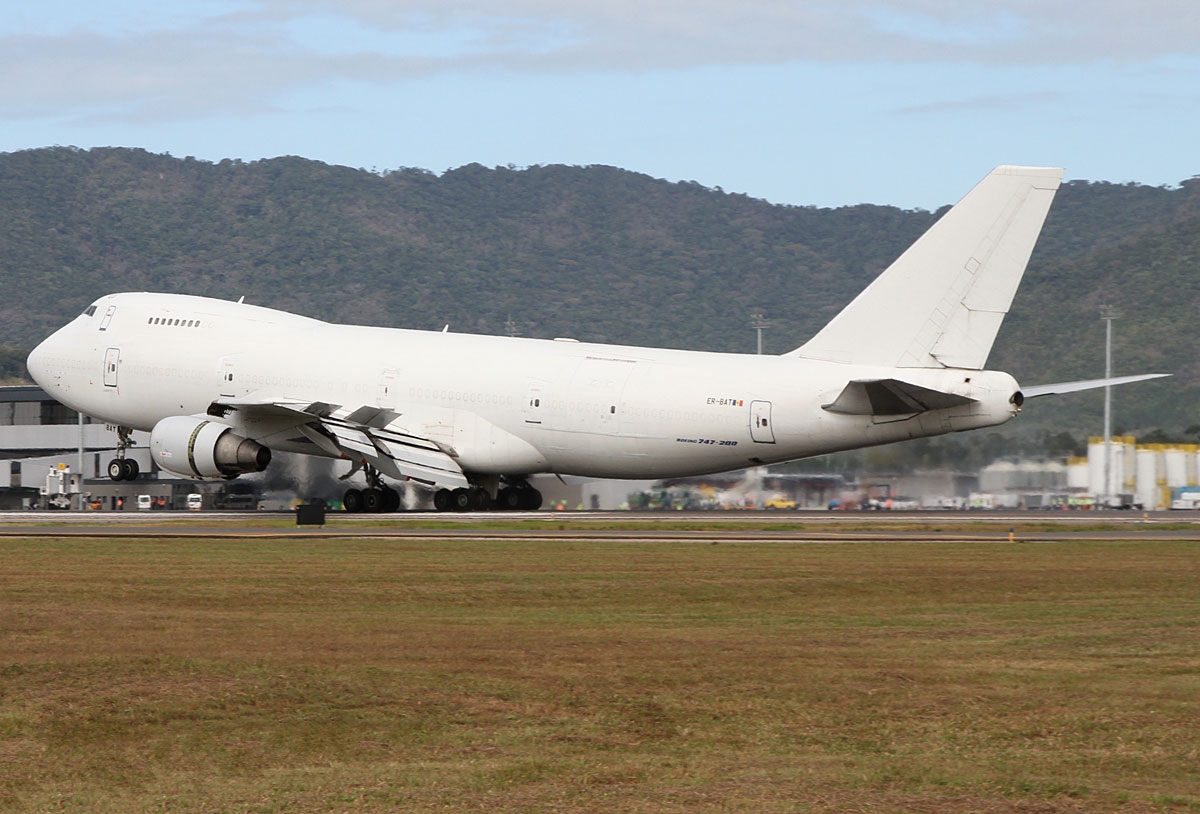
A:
[788, 165, 1063, 369]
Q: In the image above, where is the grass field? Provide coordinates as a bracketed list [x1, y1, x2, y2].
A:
[2, 534, 1199, 812]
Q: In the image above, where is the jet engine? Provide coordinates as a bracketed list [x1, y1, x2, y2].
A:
[149, 416, 271, 479]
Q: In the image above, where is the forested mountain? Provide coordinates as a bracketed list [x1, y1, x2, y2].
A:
[2, 146, 1197, 442]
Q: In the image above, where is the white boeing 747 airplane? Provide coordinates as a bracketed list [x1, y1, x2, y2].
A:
[26, 166, 1167, 511]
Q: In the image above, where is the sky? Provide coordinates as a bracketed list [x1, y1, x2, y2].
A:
[3, 1, 1200, 209]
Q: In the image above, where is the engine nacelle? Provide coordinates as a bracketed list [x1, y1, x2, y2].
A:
[150, 416, 271, 479]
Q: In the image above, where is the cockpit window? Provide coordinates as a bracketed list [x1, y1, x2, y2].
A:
[83, 305, 98, 317]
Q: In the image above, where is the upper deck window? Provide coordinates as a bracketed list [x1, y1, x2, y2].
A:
[82, 305, 97, 317]
[147, 315, 202, 327]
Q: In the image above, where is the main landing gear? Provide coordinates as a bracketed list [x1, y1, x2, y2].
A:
[106, 426, 139, 481]
[431, 481, 543, 512]
[342, 463, 403, 513]
[342, 465, 543, 513]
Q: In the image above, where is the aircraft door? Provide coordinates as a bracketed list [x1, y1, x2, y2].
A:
[103, 347, 120, 388]
[571, 358, 633, 434]
[377, 368, 399, 410]
[217, 356, 238, 398]
[750, 400, 775, 443]
[99, 305, 116, 331]
[524, 382, 546, 425]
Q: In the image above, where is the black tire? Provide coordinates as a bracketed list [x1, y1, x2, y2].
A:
[451, 488, 473, 511]
[121, 458, 139, 481]
[381, 486, 401, 513]
[343, 488, 363, 513]
[433, 489, 453, 512]
[362, 488, 383, 513]
[497, 487, 522, 510]
[107, 459, 124, 481]
[520, 488, 543, 511]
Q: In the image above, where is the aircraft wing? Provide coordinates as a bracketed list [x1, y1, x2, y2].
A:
[1020, 373, 1171, 398]
[822, 378, 977, 416]
[208, 397, 470, 490]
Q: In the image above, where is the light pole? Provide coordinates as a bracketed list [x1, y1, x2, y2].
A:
[77, 411, 85, 511]
[1100, 305, 1118, 507]
[750, 312, 769, 355]
[749, 312, 772, 505]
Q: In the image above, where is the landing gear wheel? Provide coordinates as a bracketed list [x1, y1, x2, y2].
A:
[381, 486, 401, 513]
[496, 484, 542, 510]
[362, 488, 383, 513]
[433, 489, 453, 512]
[108, 458, 138, 481]
[343, 488, 363, 513]
[520, 488, 543, 511]
[450, 488, 473, 511]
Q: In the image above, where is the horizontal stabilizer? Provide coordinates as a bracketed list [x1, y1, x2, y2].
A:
[1021, 373, 1171, 399]
[822, 378, 977, 416]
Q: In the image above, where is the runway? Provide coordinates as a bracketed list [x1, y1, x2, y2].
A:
[2, 508, 1199, 543]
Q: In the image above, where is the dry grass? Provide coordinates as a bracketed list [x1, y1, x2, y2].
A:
[1, 536, 1199, 812]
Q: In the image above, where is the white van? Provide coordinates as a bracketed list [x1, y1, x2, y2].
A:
[186, 493, 204, 511]
[136, 494, 152, 511]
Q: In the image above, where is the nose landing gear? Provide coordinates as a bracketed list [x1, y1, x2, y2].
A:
[106, 426, 140, 481]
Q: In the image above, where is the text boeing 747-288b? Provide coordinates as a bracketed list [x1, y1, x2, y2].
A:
[26, 166, 1168, 511]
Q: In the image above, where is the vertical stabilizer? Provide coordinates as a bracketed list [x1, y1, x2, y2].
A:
[788, 165, 1063, 369]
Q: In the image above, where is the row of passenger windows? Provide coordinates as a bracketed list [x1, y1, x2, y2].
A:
[147, 316, 201, 327]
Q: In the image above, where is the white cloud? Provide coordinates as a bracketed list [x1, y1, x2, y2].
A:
[248, 0, 1200, 65]
[2, 0, 1199, 123]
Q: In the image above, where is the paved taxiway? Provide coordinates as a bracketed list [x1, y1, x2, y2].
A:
[2, 509, 1199, 543]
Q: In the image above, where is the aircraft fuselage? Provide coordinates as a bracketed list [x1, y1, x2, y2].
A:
[28, 292, 1020, 481]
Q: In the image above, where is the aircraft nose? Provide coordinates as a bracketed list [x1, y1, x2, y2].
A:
[26, 333, 58, 389]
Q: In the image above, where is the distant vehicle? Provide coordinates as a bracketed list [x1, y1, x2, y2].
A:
[186, 493, 203, 510]
[41, 464, 74, 510]
[922, 496, 966, 510]
[26, 166, 1168, 515]
[1103, 494, 1141, 510]
[136, 494, 152, 511]
[763, 497, 797, 510]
